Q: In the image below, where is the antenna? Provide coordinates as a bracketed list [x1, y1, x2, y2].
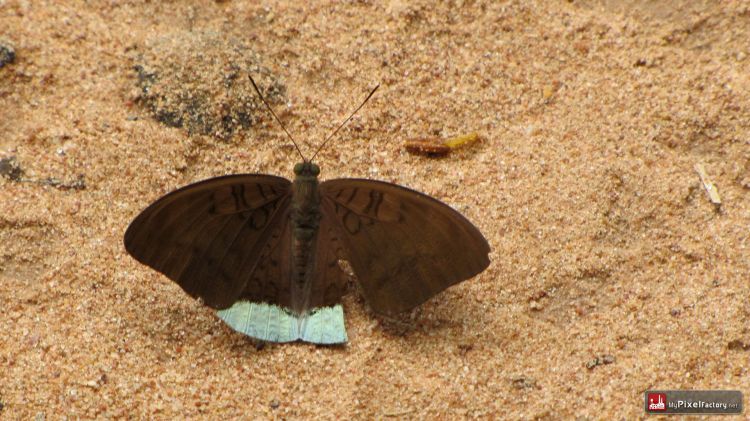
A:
[310, 83, 380, 162]
[248, 74, 306, 161]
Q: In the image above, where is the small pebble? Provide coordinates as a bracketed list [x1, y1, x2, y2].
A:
[511, 376, 536, 389]
[0, 43, 15, 68]
[586, 354, 615, 369]
[0, 156, 23, 181]
[727, 339, 750, 351]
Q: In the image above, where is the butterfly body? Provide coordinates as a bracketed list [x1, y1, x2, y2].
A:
[289, 162, 323, 316]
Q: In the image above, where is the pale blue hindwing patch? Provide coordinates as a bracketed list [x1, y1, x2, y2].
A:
[299, 306, 348, 344]
[217, 301, 348, 344]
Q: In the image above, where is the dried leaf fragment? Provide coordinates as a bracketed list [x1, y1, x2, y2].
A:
[404, 138, 450, 157]
[405, 132, 480, 157]
[444, 132, 479, 149]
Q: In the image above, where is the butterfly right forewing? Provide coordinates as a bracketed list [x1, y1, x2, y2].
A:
[320, 178, 491, 316]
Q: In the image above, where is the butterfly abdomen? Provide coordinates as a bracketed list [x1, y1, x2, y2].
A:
[292, 228, 315, 283]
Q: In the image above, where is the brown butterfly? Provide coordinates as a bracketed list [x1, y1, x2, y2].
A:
[124, 76, 490, 344]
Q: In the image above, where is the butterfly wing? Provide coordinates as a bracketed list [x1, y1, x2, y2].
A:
[306, 211, 350, 310]
[124, 174, 292, 309]
[234, 209, 293, 308]
[320, 179, 491, 315]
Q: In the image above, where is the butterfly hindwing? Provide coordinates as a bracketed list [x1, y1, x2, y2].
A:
[320, 179, 491, 315]
[307, 211, 350, 310]
[124, 174, 292, 309]
[236, 211, 293, 308]
[219, 208, 349, 344]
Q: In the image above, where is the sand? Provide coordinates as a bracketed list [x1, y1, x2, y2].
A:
[1, 0, 749, 419]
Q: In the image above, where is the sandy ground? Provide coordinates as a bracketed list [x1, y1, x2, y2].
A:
[2, 0, 749, 419]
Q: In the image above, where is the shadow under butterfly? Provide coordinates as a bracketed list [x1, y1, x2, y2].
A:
[124, 76, 491, 345]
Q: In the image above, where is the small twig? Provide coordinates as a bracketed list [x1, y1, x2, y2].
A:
[694, 163, 721, 207]
[383, 408, 415, 417]
[19, 176, 86, 191]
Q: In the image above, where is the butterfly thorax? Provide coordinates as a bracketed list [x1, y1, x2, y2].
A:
[291, 162, 321, 229]
[290, 161, 322, 314]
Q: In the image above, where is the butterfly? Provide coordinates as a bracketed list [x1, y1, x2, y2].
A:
[124, 76, 491, 344]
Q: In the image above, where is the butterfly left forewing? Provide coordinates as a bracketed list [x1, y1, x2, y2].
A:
[124, 174, 292, 309]
[320, 178, 490, 316]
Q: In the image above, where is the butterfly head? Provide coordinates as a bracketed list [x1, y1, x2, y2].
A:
[294, 162, 320, 178]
